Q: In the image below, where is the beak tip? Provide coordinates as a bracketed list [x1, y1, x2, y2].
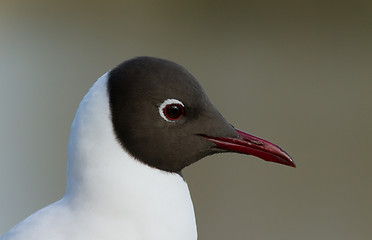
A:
[275, 156, 296, 168]
[281, 153, 296, 168]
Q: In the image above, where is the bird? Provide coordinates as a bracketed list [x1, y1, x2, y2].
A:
[0, 56, 295, 240]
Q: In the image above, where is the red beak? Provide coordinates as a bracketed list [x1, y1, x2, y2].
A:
[203, 129, 296, 167]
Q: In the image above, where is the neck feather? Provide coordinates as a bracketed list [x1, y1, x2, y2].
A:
[63, 73, 197, 240]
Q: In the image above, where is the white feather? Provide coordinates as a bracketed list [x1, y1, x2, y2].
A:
[1, 73, 197, 240]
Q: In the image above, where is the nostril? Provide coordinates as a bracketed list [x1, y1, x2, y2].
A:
[246, 139, 264, 146]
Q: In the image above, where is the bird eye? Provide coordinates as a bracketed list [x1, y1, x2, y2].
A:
[164, 104, 184, 120]
[159, 99, 185, 122]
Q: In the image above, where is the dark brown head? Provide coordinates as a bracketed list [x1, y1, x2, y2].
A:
[108, 57, 295, 173]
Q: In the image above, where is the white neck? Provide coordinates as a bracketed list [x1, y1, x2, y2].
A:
[64, 73, 197, 239]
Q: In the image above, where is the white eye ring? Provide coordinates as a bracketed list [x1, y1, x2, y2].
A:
[159, 99, 184, 122]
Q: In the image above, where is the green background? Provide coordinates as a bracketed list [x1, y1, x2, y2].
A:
[1, 1, 371, 239]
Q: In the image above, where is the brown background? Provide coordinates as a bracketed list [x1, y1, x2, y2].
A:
[1, 1, 371, 239]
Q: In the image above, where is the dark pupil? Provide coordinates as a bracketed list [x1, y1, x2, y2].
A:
[165, 104, 183, 120]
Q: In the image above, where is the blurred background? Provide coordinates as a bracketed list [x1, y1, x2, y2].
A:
[0, 0, 371, 239]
